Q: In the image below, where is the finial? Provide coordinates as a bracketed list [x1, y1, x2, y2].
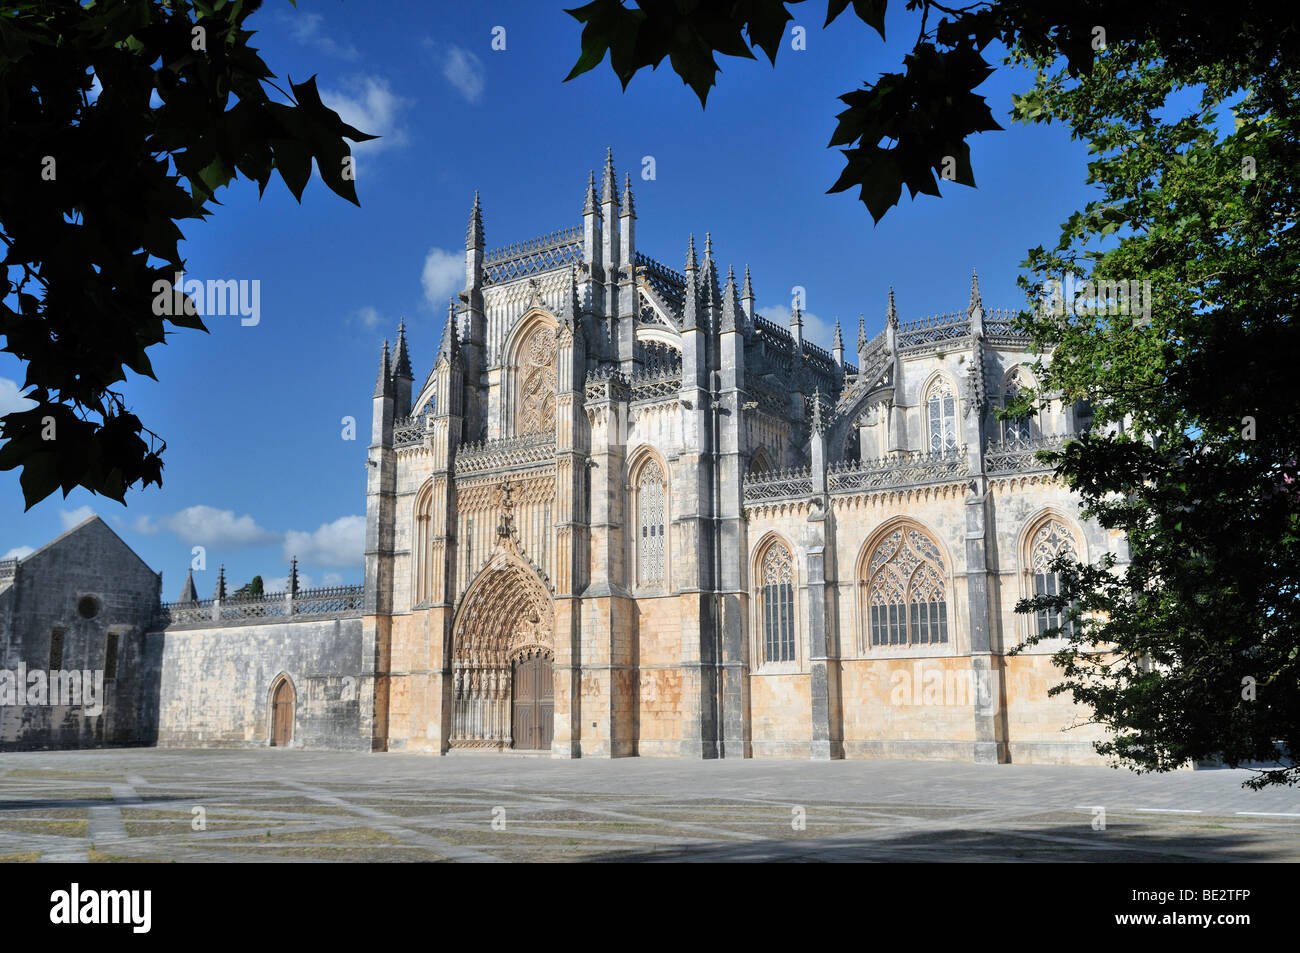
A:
[289, 556, 299, 597]
[685, 233, 697, 272]
[857, 312, 867, 350]
[215, 565, 227, 601]
[969, 268, 982, 312]
[742, 264, 753, 299]
[374, 339, 392, 397]
[583, 170, 598, 215]
[721, 265, 739, 332]
[887, 286, 898, 328]
[392, 320, 412, 380]
[833, 317, 843, 349]
[179, 567, 198, 604]
[811, 388, 825, 434]
[621, 171, 635, 216]
[602, 148, 617, 204]
[703, 232, 713, 264]
[466, 191, 484, 249]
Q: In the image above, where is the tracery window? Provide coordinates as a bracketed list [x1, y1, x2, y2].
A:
[864, 525, 949, 648]
[759, 541, 796, 663]
[926, 378, 958, 453]
[637, 459, 666, 586]
[516, 324, 557, 436]
[1002, 369, 1034, 442]
[1029, 519, 1077, 637]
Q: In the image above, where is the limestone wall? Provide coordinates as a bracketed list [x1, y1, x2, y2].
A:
[152, 617, 369, 750]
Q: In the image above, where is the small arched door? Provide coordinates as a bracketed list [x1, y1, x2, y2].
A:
[512, 654, 553, 750]
[271, 678, 295, 747]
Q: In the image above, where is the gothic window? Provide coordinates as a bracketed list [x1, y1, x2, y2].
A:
[758, 541, 796, 664]
[748, 448, 773, 478]
[926, 378, 958, 453]
[413, 482, 434, 606]
[1002, 368, 1034, 442]
[516, 324, 557, 436]
[1028, 519, 1078, 637]
[864, 525, 949, 648]
[637, 459, 666, 586]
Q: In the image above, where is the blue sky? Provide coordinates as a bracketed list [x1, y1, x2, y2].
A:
[0, 0, 1099, 598]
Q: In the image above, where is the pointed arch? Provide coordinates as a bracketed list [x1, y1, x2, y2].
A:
[1000, 364, 1039, 442]
[449, 549, 554, 749]
[1017, 509, 1084, 640]
[748, 447, 773, 478]
[751, 532, 798, 667]
[268, 672, 296, 747]
[922, 373, 958, 453]
[502, 309, 559, 438]
[628, 446, 670, 590]
[857, 519, 952, 651]
[412, 478, 435, 607]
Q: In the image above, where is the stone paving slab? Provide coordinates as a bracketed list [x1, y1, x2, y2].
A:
[0, 748, 1296, 862]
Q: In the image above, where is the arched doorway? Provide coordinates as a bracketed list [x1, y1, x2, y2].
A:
[512, 649, 554, 750]
[270, 677, 295, 747]
[449, 501, 555, 751]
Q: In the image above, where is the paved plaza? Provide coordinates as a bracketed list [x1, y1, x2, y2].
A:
[0, 749, 1296, 862]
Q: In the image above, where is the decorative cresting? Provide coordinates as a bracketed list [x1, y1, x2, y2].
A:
[861, 524, 949, 649]
[449, 483, 555, 750]
[516, 323, 558, 436]
[1028, 517, 1078, 636]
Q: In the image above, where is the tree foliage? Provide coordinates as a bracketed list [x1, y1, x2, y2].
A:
[0, 0, 374, 509]
[1008, 34, 1300, 786]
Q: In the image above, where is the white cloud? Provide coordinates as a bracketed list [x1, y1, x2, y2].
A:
[288, 12, 360, 61]
[2, 545, 35, 561]
[134, 505, 277, 547]
[355, 306, 386, 331]
[0, 377, 36, 419]
[422, 248, 463, 308]
[59, 505, 97, 531]
[320, 75, 409, 157]
[283, 515, 365, 569]
[758, 304, 835, 353]
[441, 46, 485, 103]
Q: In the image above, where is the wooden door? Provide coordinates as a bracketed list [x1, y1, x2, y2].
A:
[512, 656, 553, 750]
[271, 679, 294, 747]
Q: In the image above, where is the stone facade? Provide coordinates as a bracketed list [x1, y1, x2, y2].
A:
[364, 151, 1117, 764]
[0, 151, 1117, 764]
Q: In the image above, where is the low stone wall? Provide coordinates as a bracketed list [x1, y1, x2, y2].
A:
[150, 617, 369, 750]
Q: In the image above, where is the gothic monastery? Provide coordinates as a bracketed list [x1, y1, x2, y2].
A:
[1, 151, 1118, 763]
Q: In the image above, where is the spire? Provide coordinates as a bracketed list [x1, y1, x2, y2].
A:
[886, 286, 898, 329]
[601, 147, 617, 206]
[374, 339, 393, 397]
[701, 232, 721, 321]
[288, 556, 299, 597]
[561, 265, 581, 328]
[392, 320, 412, 381]
[721, 265, 739, 332]
[683, 234, 699, 330]
[857, 312, 867, 351]
[466, 191, 483, 250]
[583, 170, 597, 215]
[742, 264, 754, 301]
[621, 171, 635, 217]
[811, 387, 826, 434]
[436, 300, 460, 365]
[832, 318, 843, 349]
[215, 565, 227, 601]
[178, 568, 197, 604]
[968, 268, 982, 313]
